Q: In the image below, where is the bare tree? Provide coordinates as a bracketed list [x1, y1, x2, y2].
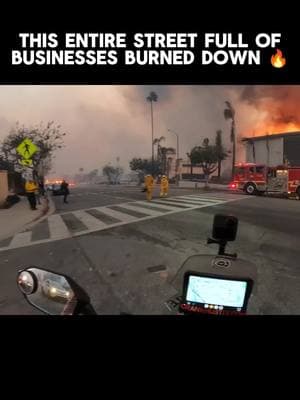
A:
[103, 164, 124, 185]
[1, 121, 66, 180]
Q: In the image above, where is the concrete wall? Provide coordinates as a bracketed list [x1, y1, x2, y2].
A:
[0, 170, 8, 205]
[245, 137, 283, 166]
[180, 162, 218, 178]
[179, 157, 231, 179]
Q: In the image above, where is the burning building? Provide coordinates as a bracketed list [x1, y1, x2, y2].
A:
[242, 131, 300, 167]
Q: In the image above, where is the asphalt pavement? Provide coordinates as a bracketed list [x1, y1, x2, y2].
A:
[0, 183, 300, 315]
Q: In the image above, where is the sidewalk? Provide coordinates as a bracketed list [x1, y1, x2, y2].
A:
[0, 195, 54, 242]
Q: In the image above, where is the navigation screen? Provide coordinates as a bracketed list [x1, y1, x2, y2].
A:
[186, 275, 248, 309]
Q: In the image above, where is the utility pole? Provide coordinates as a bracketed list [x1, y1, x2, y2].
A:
[224, 101, 236, 181]
[168, 129, 180, 186]
[150, 101, 154, 167]
[146, 92, 158, 175]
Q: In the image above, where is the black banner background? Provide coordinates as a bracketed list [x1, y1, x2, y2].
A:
[0, 9, 298, 84]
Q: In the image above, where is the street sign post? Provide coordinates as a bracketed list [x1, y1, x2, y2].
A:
[19, 159, 33, 167]
[16, 138, 39, 160]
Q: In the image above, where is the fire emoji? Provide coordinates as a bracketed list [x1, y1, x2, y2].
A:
[271, 49, 286, 68]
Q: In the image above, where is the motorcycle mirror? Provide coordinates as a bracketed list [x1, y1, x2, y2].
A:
[212, 214, 238, 242]
[18, 270, 37, 295]
[17, 267, 88, 315]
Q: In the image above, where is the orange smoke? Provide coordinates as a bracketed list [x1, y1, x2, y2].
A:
[249, 122, 300, 137]
[239, 86, 300, 137]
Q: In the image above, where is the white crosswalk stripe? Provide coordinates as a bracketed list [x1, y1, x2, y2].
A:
[177, 195, 225, 203]
[0, 193, 247, 251]
[151, 199, 194, 208]
[117, 203, 164, 217]
[135, 201, 180, 211]
[164, 197, 215, 205]
[48, 214, 71, 240]
[72, 210, 107, 231]
[94, 206, 138, 223]
[9, 231, 32, 249]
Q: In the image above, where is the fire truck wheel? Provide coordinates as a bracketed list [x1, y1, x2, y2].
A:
[296, 187, 300, 199]
[244, 183, 257, 195]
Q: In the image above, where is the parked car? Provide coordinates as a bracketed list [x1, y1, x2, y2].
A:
[52, 184, 64, 196]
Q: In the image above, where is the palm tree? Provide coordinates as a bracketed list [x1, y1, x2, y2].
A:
[153, 136, 165, 161]
[161, 146, 176, 175]
[146, 91, 158, 169]
[224, 101, 236, 180]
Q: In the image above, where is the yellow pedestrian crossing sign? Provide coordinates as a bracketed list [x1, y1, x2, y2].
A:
[16, 138, 39, 160]
[19, 159, 33, 167]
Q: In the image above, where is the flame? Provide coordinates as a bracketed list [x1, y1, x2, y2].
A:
[271, 49, 286, 68]
[244, 122, 300, 138]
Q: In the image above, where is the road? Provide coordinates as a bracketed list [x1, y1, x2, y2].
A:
[0, 183, 300, 315]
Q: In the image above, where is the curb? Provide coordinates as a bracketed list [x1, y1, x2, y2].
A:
[176, 185, 230, 191]
[23, 195, 56, 231]
[0, 196, 56, 242]
[120, 183, 230, 191]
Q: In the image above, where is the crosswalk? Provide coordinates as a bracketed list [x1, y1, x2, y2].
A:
[69, 188, 141, 197]
[0, 193, 247, 252]
[57, 192, 100, 197]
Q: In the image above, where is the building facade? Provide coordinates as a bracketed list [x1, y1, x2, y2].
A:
[0, 170, 8, 206]
[243, 132, 300, 167]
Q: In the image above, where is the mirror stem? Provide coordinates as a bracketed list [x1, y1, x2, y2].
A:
[78, 303, 97, 315]
[207, 238, 237, 258]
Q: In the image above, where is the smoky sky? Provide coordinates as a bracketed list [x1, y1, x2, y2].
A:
[0, 85, 299, 176]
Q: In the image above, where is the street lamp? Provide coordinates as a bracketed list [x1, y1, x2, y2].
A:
[168, 129, 180, 186]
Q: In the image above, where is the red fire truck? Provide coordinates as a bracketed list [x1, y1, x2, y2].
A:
[230, 163, 300, 197]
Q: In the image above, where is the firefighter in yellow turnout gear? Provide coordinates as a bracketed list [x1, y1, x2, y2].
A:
[25, 179, 38, 210]
[160, 175, 169, 197]
[144, 174, 154, 201]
